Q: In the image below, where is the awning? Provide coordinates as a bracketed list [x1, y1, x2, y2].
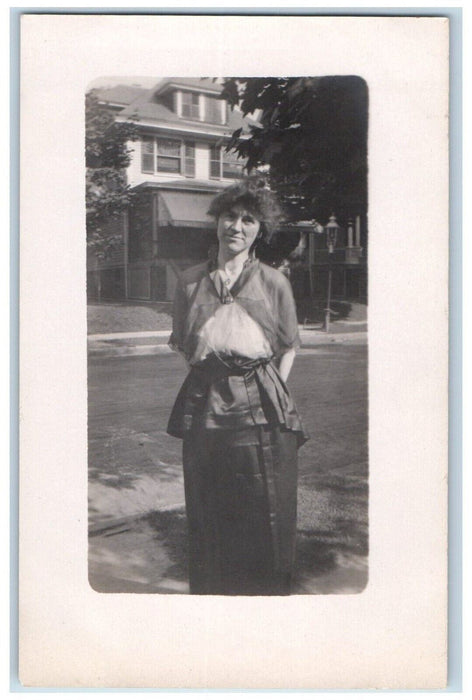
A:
[157, 190, 216, 228]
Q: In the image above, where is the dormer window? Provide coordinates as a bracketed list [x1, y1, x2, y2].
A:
[181, 92, 200, 120]
[175, 90, 226, 125]
[205, 95, 225, 124]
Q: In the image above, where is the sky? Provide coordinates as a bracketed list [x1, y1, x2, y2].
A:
[89, 76, 225, 89]
[88, 75, 161, 89]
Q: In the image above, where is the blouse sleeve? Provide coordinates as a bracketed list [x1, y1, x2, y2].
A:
[168, 279, 188, 355]
[273, 273, 300, 355]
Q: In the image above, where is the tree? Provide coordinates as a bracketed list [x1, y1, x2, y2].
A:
[85, 90, 139, 259]
[221, 77, 368, 227]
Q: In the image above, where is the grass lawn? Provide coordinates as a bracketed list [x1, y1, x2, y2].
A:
[88, 302, 172, 334]
[88, 299, 367, 335]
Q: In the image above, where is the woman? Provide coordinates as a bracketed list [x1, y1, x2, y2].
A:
[167, 177, 308, 595]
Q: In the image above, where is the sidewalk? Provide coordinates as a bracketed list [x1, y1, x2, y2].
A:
[88, 323, 367, 358]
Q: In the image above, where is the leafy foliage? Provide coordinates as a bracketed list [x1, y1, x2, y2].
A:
[220, 77, 368, 226]
[85, 90, 140, 256]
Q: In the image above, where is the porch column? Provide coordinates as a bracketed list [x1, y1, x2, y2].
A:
[347, 219, 354, 248]
[123, 210, 129, 299]
[152, 193, 159, 258]
[355, 215, 361, 247]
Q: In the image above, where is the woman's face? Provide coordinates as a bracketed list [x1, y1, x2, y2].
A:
[216, 206, 261, 256]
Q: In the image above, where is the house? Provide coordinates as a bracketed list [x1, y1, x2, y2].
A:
[87, 78, 255, 302]
[87, 77, 367, 305]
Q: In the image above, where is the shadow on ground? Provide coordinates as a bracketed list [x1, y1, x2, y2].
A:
[89, 485, 368, 596]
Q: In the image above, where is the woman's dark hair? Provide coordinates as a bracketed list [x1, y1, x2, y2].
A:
[208, 176, 284, 243]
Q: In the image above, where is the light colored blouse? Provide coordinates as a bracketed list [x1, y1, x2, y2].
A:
[191, 268, 273, 364]
[169, 257, 300, 364]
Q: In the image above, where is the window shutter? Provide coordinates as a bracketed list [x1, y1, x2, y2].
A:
[209, 145, 221, 178]
[205, 96, 221, 124]
[141, 137, 154, 173]
[181, 92, 200, 120]
[184, 142, 196, 177]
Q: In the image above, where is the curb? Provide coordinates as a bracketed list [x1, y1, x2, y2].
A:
[89, 503, 186, 536]
[89, 330, 171, 341]
[88, 331, 368, 358]
[89, 343, 173, 358]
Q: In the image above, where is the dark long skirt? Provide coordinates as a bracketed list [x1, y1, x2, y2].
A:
[182, 425, 298, 596]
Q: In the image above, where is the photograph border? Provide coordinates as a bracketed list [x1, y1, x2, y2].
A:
[12, 8, 459, 691]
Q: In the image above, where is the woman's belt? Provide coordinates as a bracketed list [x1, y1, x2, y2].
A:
[191, 353, 273, 378]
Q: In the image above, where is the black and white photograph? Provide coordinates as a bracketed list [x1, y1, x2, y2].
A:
[19, 14, 449, 688]
[86, 76, 369, 596]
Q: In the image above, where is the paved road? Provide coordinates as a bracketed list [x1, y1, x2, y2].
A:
[88, 343, 368, 595]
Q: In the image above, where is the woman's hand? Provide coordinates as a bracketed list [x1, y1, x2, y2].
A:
[277, 348, 296, 383]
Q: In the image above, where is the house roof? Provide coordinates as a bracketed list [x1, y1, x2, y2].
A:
[116, 79, 257, 136]
[153, 77, 222, 95]
[94, 84, 148, 106]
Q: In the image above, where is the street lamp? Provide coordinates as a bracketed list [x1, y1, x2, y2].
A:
[324, 214, 340, 332]
[295, 220, 324, 298]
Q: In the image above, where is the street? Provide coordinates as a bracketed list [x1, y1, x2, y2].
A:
[88, 342, 368, 595]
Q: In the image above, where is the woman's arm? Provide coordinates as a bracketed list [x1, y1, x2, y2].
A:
[168, 279, 190, 370]
[277, 347, 296, 383]
[271, 270, 300, 382]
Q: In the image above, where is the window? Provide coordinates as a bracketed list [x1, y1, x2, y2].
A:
[222, 150, 244, 179]
[181, 92, 200, 120]
[157, 138, 181, 173]
[141, 137, 195, 177]
[205, 96, 223, 124]
[210, 145, 244, 179]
